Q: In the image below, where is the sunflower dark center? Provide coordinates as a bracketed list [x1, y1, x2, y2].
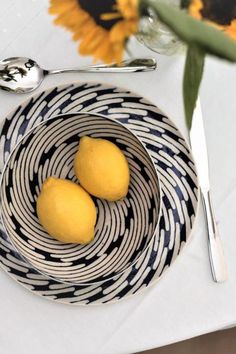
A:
[78, 0, 119, 30]
[201, 0, 236, 25]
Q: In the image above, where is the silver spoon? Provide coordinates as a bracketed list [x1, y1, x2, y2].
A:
[0, 57, 157, 94]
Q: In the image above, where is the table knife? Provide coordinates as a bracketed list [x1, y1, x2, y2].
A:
[190, 98, 228, 282]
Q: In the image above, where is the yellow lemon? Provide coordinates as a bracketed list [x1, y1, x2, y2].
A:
[74, 136, 130, 201]
[36, 177, 96, 244]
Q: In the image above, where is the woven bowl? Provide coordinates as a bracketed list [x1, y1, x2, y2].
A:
[0, 113, 161, 285]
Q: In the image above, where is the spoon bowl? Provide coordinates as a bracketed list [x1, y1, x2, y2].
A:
[0, 57, 44, 93]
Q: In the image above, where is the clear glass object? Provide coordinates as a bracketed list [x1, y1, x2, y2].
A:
[137, 0, 184, 55]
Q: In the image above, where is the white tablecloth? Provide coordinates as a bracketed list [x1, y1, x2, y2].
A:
[0, 1, 236, 353]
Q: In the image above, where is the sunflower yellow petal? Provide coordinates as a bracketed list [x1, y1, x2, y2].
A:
[49, 0, 138, 63]
[188, 0, 203, 19]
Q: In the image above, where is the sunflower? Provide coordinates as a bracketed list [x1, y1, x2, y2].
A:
[189, 0, 236, 40]
[49, 0, 138, 63]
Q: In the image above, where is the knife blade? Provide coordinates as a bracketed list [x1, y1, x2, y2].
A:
[190, 98, 227, 283]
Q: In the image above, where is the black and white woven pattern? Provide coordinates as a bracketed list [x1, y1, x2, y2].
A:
[1, 113, 160, 284]
[0, 82, 199, 304]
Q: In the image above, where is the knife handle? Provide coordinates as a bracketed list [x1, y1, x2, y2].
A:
[201, 189, 228, 283]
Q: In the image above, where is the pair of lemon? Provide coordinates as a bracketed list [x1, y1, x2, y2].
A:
[37, 137, 130, 244]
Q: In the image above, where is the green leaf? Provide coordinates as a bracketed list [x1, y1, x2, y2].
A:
[181, 0, 191, 9]
[183, 45, 205, 129]
[140, 1, 236, 62]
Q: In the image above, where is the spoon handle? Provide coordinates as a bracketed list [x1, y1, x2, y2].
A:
[47, 58, 156, 75]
